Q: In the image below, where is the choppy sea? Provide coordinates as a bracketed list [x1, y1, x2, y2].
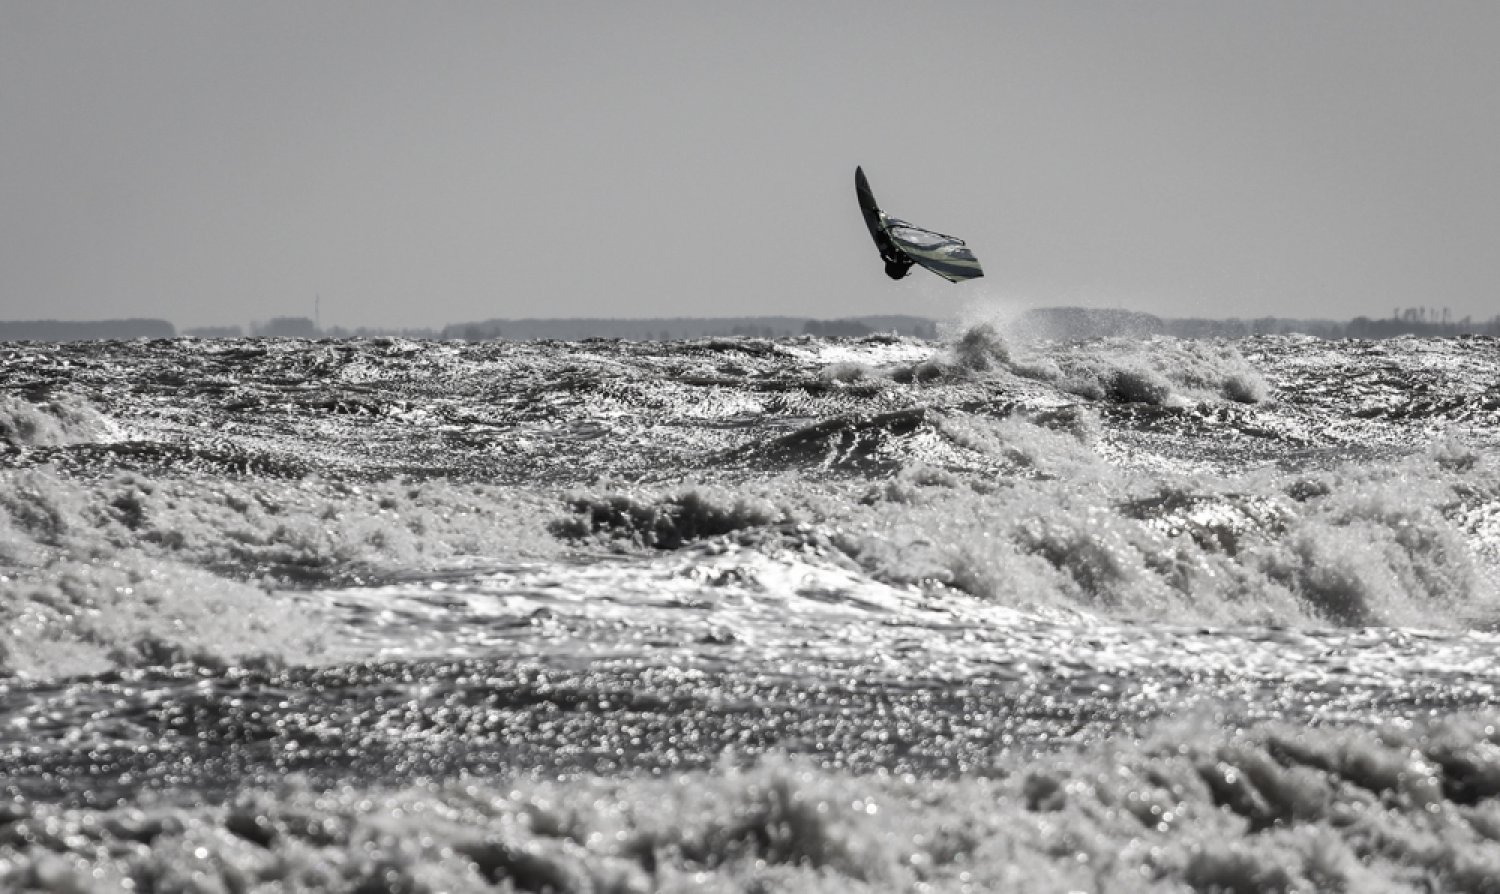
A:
[3, 322, 1500, 891]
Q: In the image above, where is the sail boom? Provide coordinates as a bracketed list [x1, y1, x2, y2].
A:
[886, 221, 984, 283]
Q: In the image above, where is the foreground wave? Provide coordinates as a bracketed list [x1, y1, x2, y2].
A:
[4, 715, 1500, 892]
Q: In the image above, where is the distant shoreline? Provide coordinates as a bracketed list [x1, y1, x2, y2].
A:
[2, 307, 1495, 343]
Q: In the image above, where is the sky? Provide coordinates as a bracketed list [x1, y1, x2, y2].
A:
[2, 1, 1497, 331]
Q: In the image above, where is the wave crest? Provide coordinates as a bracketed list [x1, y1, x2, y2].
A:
[554, 487, 785, 549]
[0, 394, 120, 448]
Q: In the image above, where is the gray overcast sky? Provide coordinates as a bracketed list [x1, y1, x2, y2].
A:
[2, 1, 1497, 330]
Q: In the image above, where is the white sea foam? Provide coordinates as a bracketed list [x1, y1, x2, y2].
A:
[0, 394, 121, 448]
[1, 714, 1498, 892]
[0, 469, 570, 676]
[835, 435, 1500, 627]
[0, 556, 324, 678]
[778, 334, 934, 367]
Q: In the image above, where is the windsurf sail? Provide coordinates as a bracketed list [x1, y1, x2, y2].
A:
[855, 166, 984, 283]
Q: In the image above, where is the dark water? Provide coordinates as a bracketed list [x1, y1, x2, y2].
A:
[3, 327, 1500, 890]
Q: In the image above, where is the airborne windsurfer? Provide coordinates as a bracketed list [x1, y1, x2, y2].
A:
[879, 240, 915, 280]
[855, 166, 983, 283]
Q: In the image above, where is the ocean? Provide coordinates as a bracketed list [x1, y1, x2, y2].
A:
[2, 323, 1499, 891]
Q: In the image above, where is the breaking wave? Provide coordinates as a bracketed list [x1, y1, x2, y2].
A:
[891, 322, 1270, 406]
[554, 486, 785, 550]
[0, 470, 568, 677]
[837, 437, 1500, 628]
[0, 394, 120, 449]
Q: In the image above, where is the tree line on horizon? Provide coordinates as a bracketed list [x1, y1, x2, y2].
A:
[2, 308, 1498, 343]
